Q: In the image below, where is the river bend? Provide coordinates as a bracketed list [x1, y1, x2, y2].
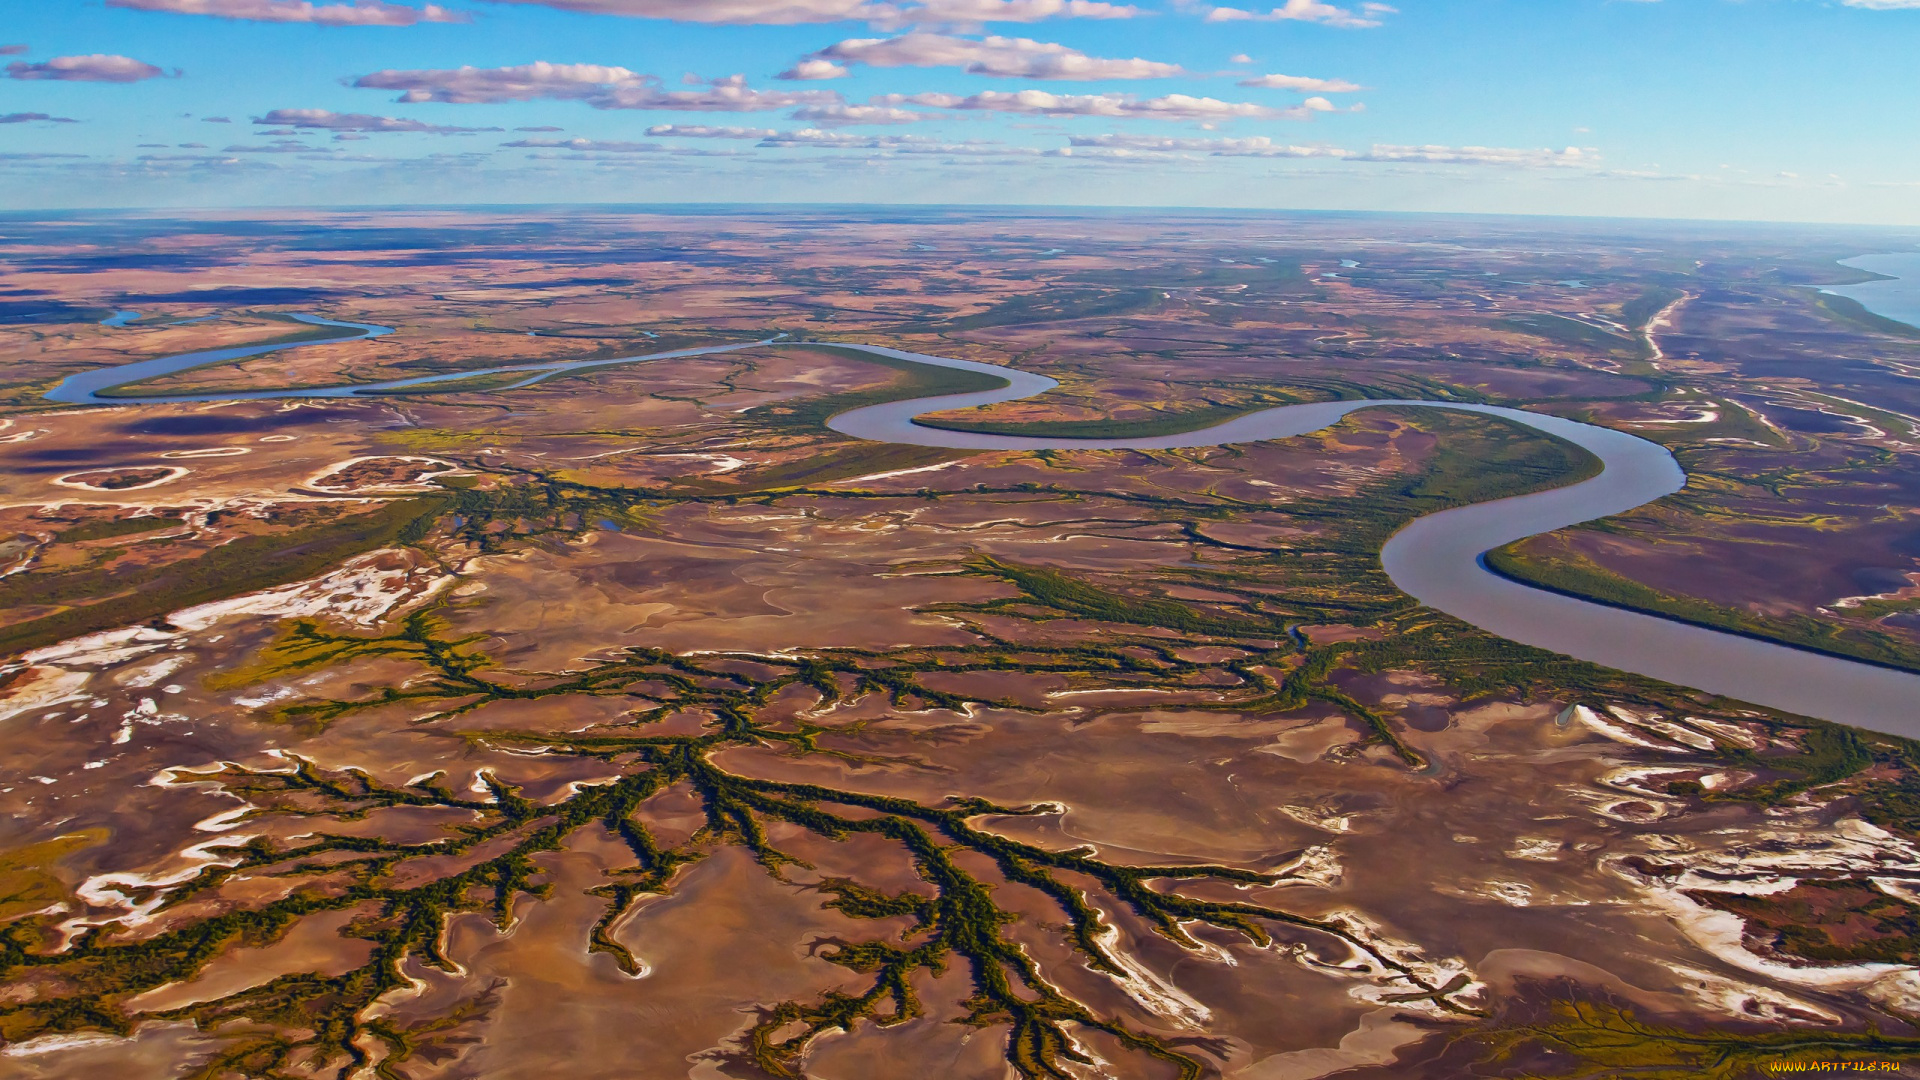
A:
[53, 323, 1920, 735]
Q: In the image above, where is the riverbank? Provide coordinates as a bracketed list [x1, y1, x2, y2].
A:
[40, 312, 1920, 734]
[826, 341, 1920, 735]
[1483, 541, 1920, 676]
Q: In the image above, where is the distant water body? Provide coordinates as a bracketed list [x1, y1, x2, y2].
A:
[1828, 253, 1920, 331]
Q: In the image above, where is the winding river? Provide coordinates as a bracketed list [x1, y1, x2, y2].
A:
[46, 316, 771, 406]
[55, 317, 1920, 736]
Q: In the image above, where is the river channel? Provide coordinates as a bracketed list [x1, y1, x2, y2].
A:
[53, 296, 1920, 736]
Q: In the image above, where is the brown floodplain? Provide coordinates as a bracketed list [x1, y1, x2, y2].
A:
[3, 209, 1920, 1078]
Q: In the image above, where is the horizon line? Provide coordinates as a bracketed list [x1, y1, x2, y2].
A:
[5, 201, 1920, 235]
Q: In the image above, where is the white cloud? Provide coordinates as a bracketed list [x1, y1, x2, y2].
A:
[6, 54, 169, 82]
[355, 61, 646, 103]
[1842, 0, 1920, 8]
[1045, 145, 1167, 159]
[877, 88, 1319, 120]
[1203, 0, 1391, 27]
[890, 0, 1138, 21]
[600, 74, 841, 111]
[647, 123, 780, 137]
[1069, 132, 1329, 155]
[758, 128, 937, 147]
[354, 65, 840, 111]
[133, 153, 245, 163]
[106, 0, 466, 24]
[1, 112, 81, 123]
[475, 0, 1136, 24]
[1228, 52, 1251, 63]
[503, 136, 663, 150]
[788, 102, 936, 124]
[1360, 142, 1595, 167]
[223, 140, 331, 152]
[782, 33, 1180, 80]
[1068, 132, 1599, 168]
[782, 58, 851, 79]
[520, 146, 747, 163]
[253, 108, 502, 133]
[901, 142, 1044, 155]
[754, 128, 1046, 156]
[1237, 72, 1362, 92]
[506, 135, 755, 158]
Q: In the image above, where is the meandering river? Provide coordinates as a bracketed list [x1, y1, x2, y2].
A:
[46, 316, 770, 406]
[54, 300, 1920, 736]
[826, 345, 1920, 734]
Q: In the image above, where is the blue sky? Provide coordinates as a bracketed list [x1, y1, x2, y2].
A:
[3, 0, 1917, 222]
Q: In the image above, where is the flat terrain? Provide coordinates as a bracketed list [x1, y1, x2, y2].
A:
[2, 209, 1919, 1079]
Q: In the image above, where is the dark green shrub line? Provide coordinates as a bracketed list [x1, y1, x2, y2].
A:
[1470, 995, 1920, 1078]
[1810, 290, 1920, 340]
[1622, 286, 1686, 333]
[1499, 313, 1638, 357]
[1483, 542, 1920, 675]
[745, 344, 1009, 433]
[51, 514, 184, 544]
[879, 287, 1165, 334]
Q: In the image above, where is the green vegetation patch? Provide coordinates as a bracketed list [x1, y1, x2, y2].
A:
[917, 400, 1261, 439]
[1688, 878, 1920, 965]
[1471, 996, 1920, 1079]
[1793, 389, 1920, 440]
[0, 831, 104, 924]
[1653, 397, 1789, 449]
[1708, 724, 1875, 807]
[1066, 259, 1310, 292]
[51, 514, 183, 543]
[1500, 313, 1638, 356]
[970, 555, 1269, 638]
[913, 386, 1328, 440]
[1621, 286, 1686, 331]
[746, 344, 1008, 432]
[0, 496, 448, 661]
[355, 369, 541, 396]
[1485, 539, 1920, 674]
[663, 443, 964, 495]
[893, 287, 1165, 333]
[1811, 290, 1920, 340]
[1374, 406, 1603, 509]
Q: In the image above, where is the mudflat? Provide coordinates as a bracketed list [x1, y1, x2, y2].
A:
[3, 209, 1919, 1079]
